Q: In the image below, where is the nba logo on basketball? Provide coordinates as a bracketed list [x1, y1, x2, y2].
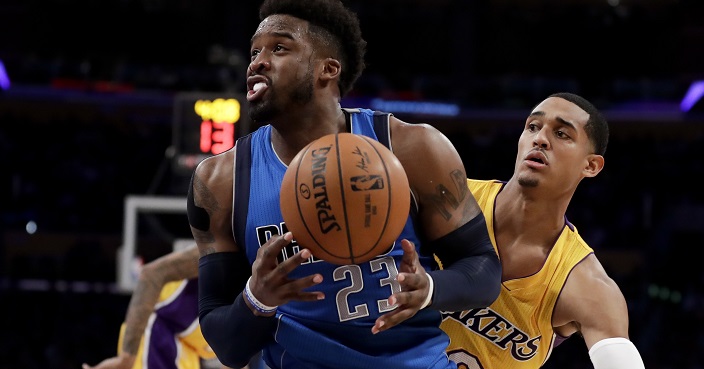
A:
[350, 175, 384, 191]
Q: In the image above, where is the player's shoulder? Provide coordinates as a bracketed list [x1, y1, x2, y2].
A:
[191, 147, 236, 199]
[561, 253, 626, 312]
[572, 254, 618, 286]
[196, 122, 268, 175]
[389, 114, 436, 132]
[388, 115, 452, 154]
[386, 115, 464, 178]
[194, 147, 235, 176]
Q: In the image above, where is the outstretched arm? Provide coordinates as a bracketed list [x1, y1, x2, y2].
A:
[554, 254, 645, 369]
[396, 119, 501, 307]
[374, 118, 501, 333]
[82, 245, 201, 369]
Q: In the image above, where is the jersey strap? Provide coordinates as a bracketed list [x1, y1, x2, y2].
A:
[372, 110, 391, 149]
[234, 133, 253, 249]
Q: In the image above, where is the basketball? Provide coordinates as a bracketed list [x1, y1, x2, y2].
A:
[280, 133, 411, 265]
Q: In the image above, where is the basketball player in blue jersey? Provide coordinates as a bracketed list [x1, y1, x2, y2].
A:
[186, 0, 501, 368]
[82, 245, 265, 369]
[440, 93, 646, 369]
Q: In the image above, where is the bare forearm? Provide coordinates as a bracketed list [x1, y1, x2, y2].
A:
[121, 275, 163, 354]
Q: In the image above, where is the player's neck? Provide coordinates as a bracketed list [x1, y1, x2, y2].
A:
[270, 106, 347, 164]
[498, 181, 569, 235]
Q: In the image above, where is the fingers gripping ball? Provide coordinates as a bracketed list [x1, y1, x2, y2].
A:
[280, 133, 411, 265]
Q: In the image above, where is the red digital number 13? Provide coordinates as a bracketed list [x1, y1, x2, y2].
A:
[200, 120, 235, 155]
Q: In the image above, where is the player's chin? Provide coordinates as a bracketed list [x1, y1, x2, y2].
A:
[516, 175, 539, 188]
[248, 102, 274, 122]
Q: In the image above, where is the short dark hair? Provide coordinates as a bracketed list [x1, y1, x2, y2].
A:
[259, 0, 367, 97]
[549, 92, 609, 156]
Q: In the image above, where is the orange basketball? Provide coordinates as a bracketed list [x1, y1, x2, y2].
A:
[280, 133, 411, 265]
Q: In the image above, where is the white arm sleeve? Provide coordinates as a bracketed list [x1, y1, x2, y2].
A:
[588, 337, 645, 369]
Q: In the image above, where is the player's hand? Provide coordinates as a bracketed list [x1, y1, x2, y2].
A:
[372, 239, 429, 334]
[82, 352, 135, 369]
[247, 232, 324, 314]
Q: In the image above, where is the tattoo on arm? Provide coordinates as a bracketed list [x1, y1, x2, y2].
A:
[193, 174, 221, 215]
[451, 169, 468, 200]
[428, 169, 468, 221]
[193, 228, 216, 248]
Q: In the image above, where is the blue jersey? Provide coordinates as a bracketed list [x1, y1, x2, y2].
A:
[233, 108, 456, 369]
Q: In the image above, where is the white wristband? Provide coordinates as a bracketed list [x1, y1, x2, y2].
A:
[589, 337, 645, 369]
[420, 272, 434, 309]
[244, 276, 278, 314]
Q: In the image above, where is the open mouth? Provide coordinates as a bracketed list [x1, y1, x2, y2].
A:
[525, 151, 547, 165]
[247, 77, 269, 101]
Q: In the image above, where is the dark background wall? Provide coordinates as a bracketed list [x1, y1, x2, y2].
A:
[1, 0, 703, 368]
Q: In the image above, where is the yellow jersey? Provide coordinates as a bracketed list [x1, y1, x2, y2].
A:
[117, 278, 215, 369]
[440, 179, 593, 369]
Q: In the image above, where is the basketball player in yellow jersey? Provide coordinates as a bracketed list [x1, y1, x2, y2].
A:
[440, 92, 645, 369]
[82, 245, 265, 369]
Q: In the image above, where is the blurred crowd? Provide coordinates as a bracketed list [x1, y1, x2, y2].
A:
[1, 88, 703, 368]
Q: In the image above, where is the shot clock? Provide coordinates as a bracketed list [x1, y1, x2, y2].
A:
[171, 92, 251, 176]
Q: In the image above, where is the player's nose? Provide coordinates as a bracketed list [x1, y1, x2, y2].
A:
[533, 128, 550, 149]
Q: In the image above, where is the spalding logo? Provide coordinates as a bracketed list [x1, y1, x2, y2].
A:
[308, 145, 341, 234]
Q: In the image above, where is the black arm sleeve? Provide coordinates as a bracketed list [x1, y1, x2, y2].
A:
[427, 213, 502, 311]
[198, 252, 276, 368]
[187, 171, 210, 232]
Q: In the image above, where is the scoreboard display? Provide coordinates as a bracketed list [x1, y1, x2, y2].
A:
[171, 92, 251, 176]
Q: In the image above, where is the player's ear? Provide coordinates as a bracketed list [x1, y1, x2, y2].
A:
[320, 58, 341, 82]
[583, 154, 604, 178]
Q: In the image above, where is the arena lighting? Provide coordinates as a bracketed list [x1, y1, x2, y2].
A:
[370, 98, 460, 117]
[680, 80, 704, 112]
[0, 60, 10, 90]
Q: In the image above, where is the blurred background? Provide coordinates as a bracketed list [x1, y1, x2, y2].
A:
[1, 0, 703, 368]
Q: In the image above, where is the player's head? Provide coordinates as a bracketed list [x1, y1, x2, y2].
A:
[247, 0, 366, 122]
[258, 0, 366, 97]
[548, 92, 609, 156]
[514, 92, 608, 189]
